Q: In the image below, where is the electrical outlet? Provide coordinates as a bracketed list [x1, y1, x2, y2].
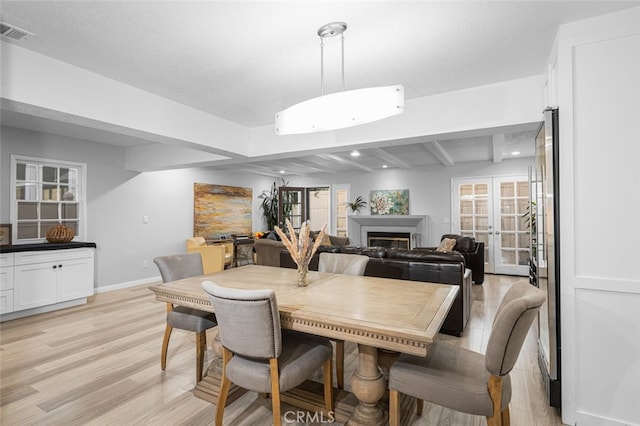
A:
[142, 260, 149, 268]
[143, 215, 149, 224]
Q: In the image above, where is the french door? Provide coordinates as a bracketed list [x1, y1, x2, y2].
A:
[452, 176, 530, 276]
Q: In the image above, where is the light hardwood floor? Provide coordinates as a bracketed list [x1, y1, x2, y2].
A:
[0, 273, 563, 425]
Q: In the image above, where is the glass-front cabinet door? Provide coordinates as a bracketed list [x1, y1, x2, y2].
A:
[14, 159, 81, 242]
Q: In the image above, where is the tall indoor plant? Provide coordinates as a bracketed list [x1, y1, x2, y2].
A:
[258, 178, 288, 230]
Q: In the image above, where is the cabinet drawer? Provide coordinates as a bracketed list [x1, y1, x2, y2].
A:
[0, 289, 14, 314]
[0, 267, 14, 290]
[15, 249, 93, 266]
[0, 253, 14, 267]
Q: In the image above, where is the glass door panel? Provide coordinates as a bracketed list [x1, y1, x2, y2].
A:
[453, 176, 530, 276]
[493, 176, 530, 275]
[453, 178, 493, 273]
[332, 185, 349, 237]
[278, 187, 306, 232]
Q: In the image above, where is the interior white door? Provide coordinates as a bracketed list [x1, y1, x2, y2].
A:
[452, 176, 530, 276]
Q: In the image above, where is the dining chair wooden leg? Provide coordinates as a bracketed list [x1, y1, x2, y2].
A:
[195, 331, 207, 382]
[416, 398, 424, 415]
[269, 358, 282, 426]
[486, 374, 504, 426]
[216, 347, 233, 426]
[160, 323, 173, 370]
[335, 340, 345, 389]
[323, 358, 334, 412]
[501, 406, 510, 426]
[389, 389, 400, 426]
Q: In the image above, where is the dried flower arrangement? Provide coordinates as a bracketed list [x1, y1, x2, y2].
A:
[274, 219, 327, 286]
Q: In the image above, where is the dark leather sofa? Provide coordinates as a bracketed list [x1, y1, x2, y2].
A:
[280, 246, 472, 336]
[426, 234, 485, 284]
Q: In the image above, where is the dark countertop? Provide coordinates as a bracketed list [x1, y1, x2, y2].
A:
[1, 242, 97, 253]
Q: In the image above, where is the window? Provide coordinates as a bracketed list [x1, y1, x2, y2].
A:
[11, 156, 86, 243]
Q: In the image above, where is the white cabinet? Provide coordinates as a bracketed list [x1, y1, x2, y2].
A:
[11, 248, 94, 313]
[0, 253, 15, 314]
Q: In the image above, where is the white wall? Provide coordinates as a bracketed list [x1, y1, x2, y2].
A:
[285, 157, 534, 247]
[554, 8, 640, 426]
[0, 126, 273, 289]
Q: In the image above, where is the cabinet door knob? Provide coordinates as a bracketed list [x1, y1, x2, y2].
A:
[59, 264, 63, 268]
[53, 265, 57, 269]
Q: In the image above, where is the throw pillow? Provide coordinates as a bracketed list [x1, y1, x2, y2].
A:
[436, 238, 457, 253]
[319, 233, 332, 246]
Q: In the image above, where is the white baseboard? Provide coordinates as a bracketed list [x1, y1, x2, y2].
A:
[576, 411, 638, 426]
[94, 275, 161, 294]
[1, 298, 87, 322]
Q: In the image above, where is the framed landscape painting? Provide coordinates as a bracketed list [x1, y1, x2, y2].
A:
[370, 189, 410, 215]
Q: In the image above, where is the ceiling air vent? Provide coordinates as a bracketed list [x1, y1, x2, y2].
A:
[0, 22, 35, 41]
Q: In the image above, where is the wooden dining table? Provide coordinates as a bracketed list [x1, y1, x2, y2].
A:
[149, 264, 458, 425]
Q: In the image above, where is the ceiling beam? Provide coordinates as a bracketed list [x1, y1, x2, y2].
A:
[423, 140, 454, 167]
[492, 133, 505, 163]
[314, 154, 375, 173]
[285, 161, 332, 174]
[237, 164, 303, 177]
[371, 148, 412, 170]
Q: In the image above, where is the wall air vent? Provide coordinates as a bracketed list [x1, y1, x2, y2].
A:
[0, 22, 35, 40]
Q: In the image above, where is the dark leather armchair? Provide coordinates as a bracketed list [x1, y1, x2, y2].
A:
[440, 234, 485, 284]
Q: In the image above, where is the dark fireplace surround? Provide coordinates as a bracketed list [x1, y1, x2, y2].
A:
[367, 231, 411, 249]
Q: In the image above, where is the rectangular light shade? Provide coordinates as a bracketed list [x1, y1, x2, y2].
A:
[275, 85, 404, 135]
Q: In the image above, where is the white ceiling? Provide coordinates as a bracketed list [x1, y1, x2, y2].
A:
[1, 1, 636, 176]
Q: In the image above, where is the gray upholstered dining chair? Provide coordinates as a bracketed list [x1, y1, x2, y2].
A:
[201, 281, 334, 426]
[153, 253, 217, 383]
[318, 252, 369, 389]
[388, 282, 545, 426]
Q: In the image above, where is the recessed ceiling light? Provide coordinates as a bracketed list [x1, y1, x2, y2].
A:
[350, 150, 360, 157]
[279, 170, 285, 174]
[382, 164, 388, 168]
[511, 151, 520, 156]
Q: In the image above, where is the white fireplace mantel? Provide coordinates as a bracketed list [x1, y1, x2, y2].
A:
[348, 215, 429, 248]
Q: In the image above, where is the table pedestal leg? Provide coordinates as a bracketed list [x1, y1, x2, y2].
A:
[348, 344, 387, 425]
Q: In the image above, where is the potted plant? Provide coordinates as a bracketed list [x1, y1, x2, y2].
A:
[346, 195, 367, 214]
[258, 178, 288, 230]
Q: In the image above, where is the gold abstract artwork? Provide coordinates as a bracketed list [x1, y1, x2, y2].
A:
[194, 183, 252, 237]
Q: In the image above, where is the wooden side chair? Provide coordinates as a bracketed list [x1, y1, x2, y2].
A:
[318, 252, 369, 389]
[388, 282, 545, 426]
[201, 281, 334, 426]
[153, 253, 217, 383]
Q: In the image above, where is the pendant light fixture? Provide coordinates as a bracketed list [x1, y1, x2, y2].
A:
[275, 22, 404, 135]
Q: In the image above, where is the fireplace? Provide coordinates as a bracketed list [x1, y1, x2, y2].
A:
[348, 215, 429, 248]
[368, 232, 411, 249]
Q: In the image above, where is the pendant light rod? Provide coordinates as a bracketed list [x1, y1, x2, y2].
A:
[318, 22, 347, 96]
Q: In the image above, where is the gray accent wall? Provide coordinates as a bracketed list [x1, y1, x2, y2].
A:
[1, 125, 534, 288]
[0, 126, 273, 288]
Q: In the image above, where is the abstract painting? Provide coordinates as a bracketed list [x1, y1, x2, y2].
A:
[194, 183, 252, 237]
[370, 189, 410, 215]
